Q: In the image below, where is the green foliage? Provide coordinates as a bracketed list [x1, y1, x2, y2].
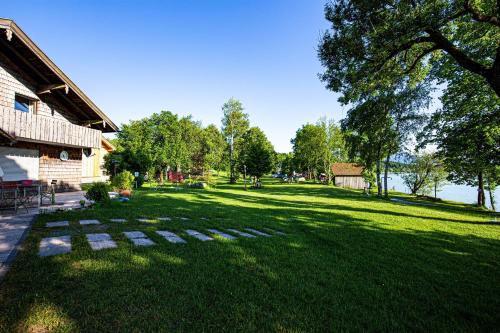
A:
[422, 69, 500, 207]
[238, 127, 275, 181]
[318, 0, 500, 100]
[107, 111, 231, 180]
[221, 98, 250, 183]
[112, 171, 135, 190]
[401, 153, 447, 195]
[84, 182, 110, 203]
[291, 124, 326, 178]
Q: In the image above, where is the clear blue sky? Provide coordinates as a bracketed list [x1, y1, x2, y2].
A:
[2, 0, 344, 152]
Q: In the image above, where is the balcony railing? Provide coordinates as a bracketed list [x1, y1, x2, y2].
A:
[0, 108, 101, 148]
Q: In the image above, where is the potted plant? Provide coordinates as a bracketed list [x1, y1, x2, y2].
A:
[79, 199, 86, 208]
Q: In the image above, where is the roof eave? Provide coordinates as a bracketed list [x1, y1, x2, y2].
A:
[0, 18, 118, 132]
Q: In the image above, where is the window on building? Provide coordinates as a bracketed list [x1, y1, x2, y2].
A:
[14, 94, 36, 113]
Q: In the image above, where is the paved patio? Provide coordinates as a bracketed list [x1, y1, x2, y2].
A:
[0, 191, 87, 280]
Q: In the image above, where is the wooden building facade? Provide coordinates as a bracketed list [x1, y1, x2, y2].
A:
[0, 19, 117, 190]
[331, 163, 366, 190]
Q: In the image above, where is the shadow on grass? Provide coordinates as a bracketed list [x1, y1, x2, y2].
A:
[0, 184, 499, 332]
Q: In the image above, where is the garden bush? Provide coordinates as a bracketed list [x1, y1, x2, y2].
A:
[112, 170, 135, 190]
[85, 182, 110, 203]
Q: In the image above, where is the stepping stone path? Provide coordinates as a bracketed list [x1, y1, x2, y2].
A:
[226, 229, 256, 238]
[263, 228, 286, 236]
[79, 219, 100, 225]
[207, 229, 236, 240]
[185, 229, 213, 241]
[46, 221, 69, 228]
[244, 228, 271, 237]
[39, 236, 71, 257]
[156, 230, 186, 244]
[158, 217, 171, 221]
[86, 233, 117, 251]
[110, 219, 127, 223]
[123, 231, 155, 246]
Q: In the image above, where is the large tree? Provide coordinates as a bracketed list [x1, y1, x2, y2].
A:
[317, 118, 348, 184]
[318, 0, 500, 99]
[341, 83, 429, 196]
[291, 124, 327, 180]
[238, 127, 275, 184]
[221, 98, 250, 183]
[422, 69, 499, 207]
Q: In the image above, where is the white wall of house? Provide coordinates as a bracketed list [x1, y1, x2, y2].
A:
[0, 146, 39, 181]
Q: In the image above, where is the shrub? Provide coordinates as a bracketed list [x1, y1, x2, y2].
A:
[112, 170, 135, 190]
[85, 182, 110, 203]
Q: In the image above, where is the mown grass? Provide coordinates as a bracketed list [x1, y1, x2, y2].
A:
[0, 178, 499, 332]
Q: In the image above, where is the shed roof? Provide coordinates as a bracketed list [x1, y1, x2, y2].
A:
[0, 18, 118, 132]
[331, 163, 364, 176]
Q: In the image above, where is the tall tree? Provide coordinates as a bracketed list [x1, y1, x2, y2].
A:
[318, 0, 500, 99]
[291, 124, 327, 180]
[422, 70, 500, 207]
[200, 124, 227, 173]
[317, 118, 348, 184]
[341, 83, 429, 196]
[238, 127, 275, 185]
[221, 98, 249, 183]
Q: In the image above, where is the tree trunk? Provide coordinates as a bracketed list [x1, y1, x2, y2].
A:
[478, 171, 485, 207]
[487, 177, 496, 211]
[376, 159, 382, 197]
[229, 134, 235, 183]
[383, 153, 390, 197]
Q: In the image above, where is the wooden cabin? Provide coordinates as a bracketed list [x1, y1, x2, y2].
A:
[0, 19, 117, 190]
[331, 163, 366, 190]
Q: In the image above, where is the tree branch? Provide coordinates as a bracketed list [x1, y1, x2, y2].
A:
[403, 46, 439, 74]
[425, 28, 490, 77]
[464, 0, 500, 27]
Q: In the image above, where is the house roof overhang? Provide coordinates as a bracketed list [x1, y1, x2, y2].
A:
[0, 18, 118, 133]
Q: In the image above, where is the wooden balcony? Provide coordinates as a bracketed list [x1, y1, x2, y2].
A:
[0, 108, 101, 148]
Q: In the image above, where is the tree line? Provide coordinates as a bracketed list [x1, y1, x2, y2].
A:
[105, 98, 275, 186]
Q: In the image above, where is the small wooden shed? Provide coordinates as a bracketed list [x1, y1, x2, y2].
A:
[331, 163, 365, 189]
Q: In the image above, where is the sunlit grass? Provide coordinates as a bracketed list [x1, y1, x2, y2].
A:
[0, 178, 498, 332]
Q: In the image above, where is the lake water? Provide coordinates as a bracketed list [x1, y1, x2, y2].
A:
[386, 173, 499, 212]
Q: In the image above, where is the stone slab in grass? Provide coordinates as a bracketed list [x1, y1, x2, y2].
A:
[86, 233, 117, 251]
[158, 217, 172, 221]
[200, 217, 209, 221]
[226, 229, 256, 238]
[110, 219, 127, 223]
[39, 236, 71, 257]
[88, 240, 118, 251]
[79, 219, 100, 225]
[123, 231, 147, 239]
[156, 230, 186, 244]
[130, 238, 155, 246]
[179, 217, 190, 221]
[185, 229, 213, 241]
[207, 229, 236, 240]
[46, 221, 69, 228]
[87, 233, 112, 242]
[244, 228, 271, 237]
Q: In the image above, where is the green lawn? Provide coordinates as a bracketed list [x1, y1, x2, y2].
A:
[0, 179, 499, 332]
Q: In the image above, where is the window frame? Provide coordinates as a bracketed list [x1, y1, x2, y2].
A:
[14, 94, 37, 113]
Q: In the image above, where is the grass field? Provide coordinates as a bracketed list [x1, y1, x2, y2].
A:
[0, 179, 499, 332]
